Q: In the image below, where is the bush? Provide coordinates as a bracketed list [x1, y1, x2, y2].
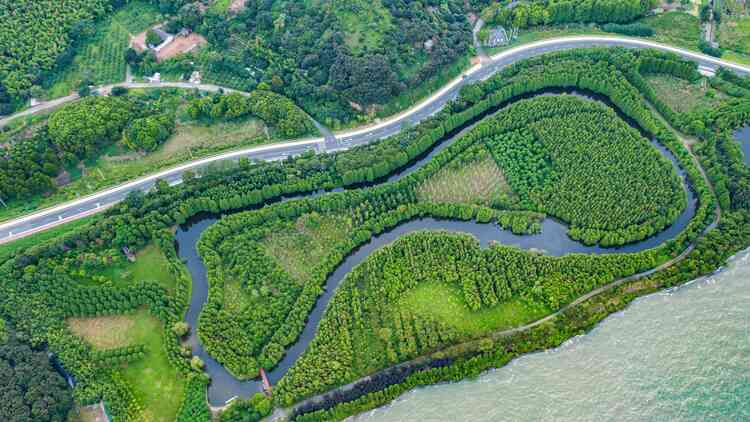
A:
[172, 321, 190, 337]
[602, 23, 654, 37]
[146, 29, 161, 47]
[122, 113, 175, 152]
[111, 86, 129, 96]
[190, 356, 205, 371]
[699, 40, 722, 58]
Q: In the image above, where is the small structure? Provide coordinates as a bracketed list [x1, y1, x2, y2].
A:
[424, 39, 434, 51]
[146, 72, 161, 83]
[130, 25, 207, 62]
[122, 246, 136, 262]
[189, 71, 202, 84]
[487, 28, 508, 47]
[486, 27, 518, 47]
[260, 367, 272, 396]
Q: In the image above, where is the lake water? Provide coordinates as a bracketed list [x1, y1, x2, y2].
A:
[353, 248, 750, 422]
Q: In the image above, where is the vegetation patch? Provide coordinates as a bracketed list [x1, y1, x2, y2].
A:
[400, 282, 550, 336]
[68, 310, 185, 422]
[417, 148, 514, 208]
[71, 243, 176, 292]
[0, 326, 74, 421]
[640, 11, 702, 50]
[487, 101, 685, 246]
[68, 314, 136, 349]
[647, 75, 725, 114]
[0, 0, 109, 105]
[43, 1, 162, 98]
[719, 15, 750, 56]
[263, 212, 353, 283]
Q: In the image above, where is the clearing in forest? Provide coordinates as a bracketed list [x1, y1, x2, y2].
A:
[67, 310, 185, 422]
[262, 212, 353, 283]
[647, 74, 726, 114]
[417, 149, 513, 207]
[68, 314, 136, 349]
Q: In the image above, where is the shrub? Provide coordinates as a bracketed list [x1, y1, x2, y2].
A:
[601, 23, 655, 37]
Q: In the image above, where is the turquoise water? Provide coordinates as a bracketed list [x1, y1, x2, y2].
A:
[354, 248, 750, 422]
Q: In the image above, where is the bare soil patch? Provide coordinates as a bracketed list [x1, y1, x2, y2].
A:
[157, 33, 207, 60]
[68, 314, 136, 349]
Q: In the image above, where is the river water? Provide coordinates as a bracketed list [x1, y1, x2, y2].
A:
[353, 248, 750, 422]
[735, 126, 750, 166]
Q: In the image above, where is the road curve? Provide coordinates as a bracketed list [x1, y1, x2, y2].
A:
[0, 35, 748, 244]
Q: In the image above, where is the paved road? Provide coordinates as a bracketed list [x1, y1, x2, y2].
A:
[0, 35, 749, 244]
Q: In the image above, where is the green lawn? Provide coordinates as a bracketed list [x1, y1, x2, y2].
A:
[78, 243, 177, 291]
[400, 282, 550, 336]
[209, 0, 232, 13]
[42, 1, 162, 99]
[69, 310, 185, 422]
[332, 0, 393, 55]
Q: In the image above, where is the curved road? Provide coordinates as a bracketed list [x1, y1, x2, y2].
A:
[0, 35, 748, 244]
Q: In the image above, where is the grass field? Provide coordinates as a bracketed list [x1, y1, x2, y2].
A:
[263, 212, 352, 282]
[646, 75, 726, 114]
[400, 282, 550, 336]
[418, 152, 512, 206]
[76, 243, 176, 291]
[640, 11, 702, 50]
[209, 0, 232, 13]
[719, 15, 750, 55]
[68, 310, 185, 422]
[43, 1, 162, 99]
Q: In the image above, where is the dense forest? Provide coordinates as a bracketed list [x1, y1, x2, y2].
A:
[0, 0, 109, 104]
[482, 0, 655, 29]
[0, 323, 74, 421]
[0, 47, 746, 422]
[187, 0, 475, 126]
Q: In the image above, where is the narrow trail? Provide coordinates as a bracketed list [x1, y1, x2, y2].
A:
[270, 108, 722, 421]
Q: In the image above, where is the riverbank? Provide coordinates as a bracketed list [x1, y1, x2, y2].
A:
[352, 247, 750, 421]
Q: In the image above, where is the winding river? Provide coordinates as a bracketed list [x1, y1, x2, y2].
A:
[734, 126, 750, 166]
[174, 91, 698, 406]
